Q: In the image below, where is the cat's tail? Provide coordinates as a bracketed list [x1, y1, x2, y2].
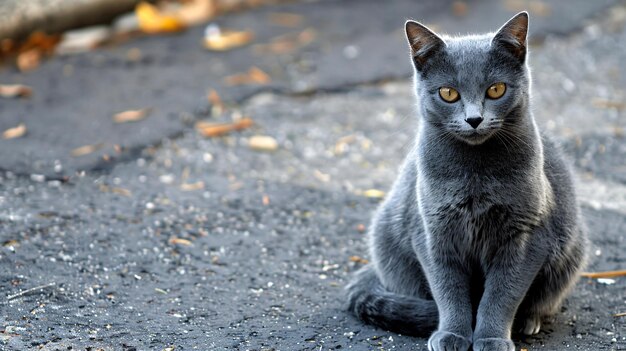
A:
[345, 264, 438, 337]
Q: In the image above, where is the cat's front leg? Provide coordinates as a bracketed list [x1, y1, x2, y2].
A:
[421, 240, 473, 351]
[472, 237, 546, 351]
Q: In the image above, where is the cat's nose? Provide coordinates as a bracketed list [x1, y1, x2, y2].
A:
[465, 116, 484, 129]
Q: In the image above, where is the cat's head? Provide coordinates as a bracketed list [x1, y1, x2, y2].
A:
[405, 12, 530, 145]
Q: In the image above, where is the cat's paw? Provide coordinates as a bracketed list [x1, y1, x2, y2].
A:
[522, 315, 541, 335]
[473, 338, 515, 351]
[428, 330, 471, 351]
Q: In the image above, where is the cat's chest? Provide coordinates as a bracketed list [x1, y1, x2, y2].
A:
[418, 178, 517, 236]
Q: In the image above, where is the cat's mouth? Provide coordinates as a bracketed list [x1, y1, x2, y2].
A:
[455, 129, 497, 145]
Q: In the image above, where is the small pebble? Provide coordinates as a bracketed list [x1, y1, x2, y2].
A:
[249, 136, 279, 151]
[597, 278, 615, 285]
[30, 174, 45, 182]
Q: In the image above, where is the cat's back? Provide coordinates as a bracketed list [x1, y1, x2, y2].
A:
[540, 132, 585, 236]
[541, 132, 578, 204]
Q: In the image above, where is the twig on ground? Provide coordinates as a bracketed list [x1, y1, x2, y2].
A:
[7, 283, 56, 300]
[614, 312, 626, 318]
[580, 270, 626, 279]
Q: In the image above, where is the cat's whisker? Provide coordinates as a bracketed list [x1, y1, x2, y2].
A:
[499, 126, 533, 150]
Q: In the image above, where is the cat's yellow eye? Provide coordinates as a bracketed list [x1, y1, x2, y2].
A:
[486, 82, 506, 99]
[439, 87, 460, 103]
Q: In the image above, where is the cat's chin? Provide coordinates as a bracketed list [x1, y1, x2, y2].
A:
[454, 131, 495, 146]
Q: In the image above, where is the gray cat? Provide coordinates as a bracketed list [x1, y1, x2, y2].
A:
[346, 12, 588, 351]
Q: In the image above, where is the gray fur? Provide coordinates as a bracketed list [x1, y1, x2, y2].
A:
[346, 12, 587, 351]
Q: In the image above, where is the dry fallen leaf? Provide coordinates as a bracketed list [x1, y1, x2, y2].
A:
[21, 32, 61, 53]
[98, 184, 131, 196]
[504, 0, 551, 16]
[349, 256, 369, 264]
[581, 270, 626, 278]
[111, 187, 132, 197]
[3, 239, 19, 248]
[177, 0, 218, 26]
[136, 2, 185, 34]
[529, 0, 551, 16]
[207, 89, 225, 115]
[195, 117, 253, 137]
[2, 123, 27, 139]
[126, 47, 143, 61]
[10, 32, 62, 72]
[169, 237, 192, 246]
[363, 189, 386, 199]
[253, 28, 316, 55]
[17, 49, 41, 72]
[71, 143, 104, 157]
[248, 135, 278, 151]
[0, 38, 14, 57]
[451, 1, 468, 17]
[313, 169, 331, 182]
[504, 0, 525, 11]
[223, 66, 271, 86]
[615, 312, 626, 317]
[248, 67, 271, 83]
[180, 181, 205, 191]
[267, 12, 304, 27]
[181, 167, 191, 183]
[113, 108, 151, 123]
[204, 25, 254, 51]
[592, 98, 626, 110]
[0, 84, 33, 98]
[56, 26, 112, 54]
[334, 134, 356, 154]
[207, 89, 224, 108]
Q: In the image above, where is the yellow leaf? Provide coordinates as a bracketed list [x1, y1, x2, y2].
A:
[2, 123, 26, 139]
[136, 2, 185, 34]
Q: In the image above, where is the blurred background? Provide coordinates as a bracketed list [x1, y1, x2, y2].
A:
[0, 0, 624, 350]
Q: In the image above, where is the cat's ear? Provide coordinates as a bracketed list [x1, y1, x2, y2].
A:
[405, 21, 445, 70]
[492, 12, 529, 62]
